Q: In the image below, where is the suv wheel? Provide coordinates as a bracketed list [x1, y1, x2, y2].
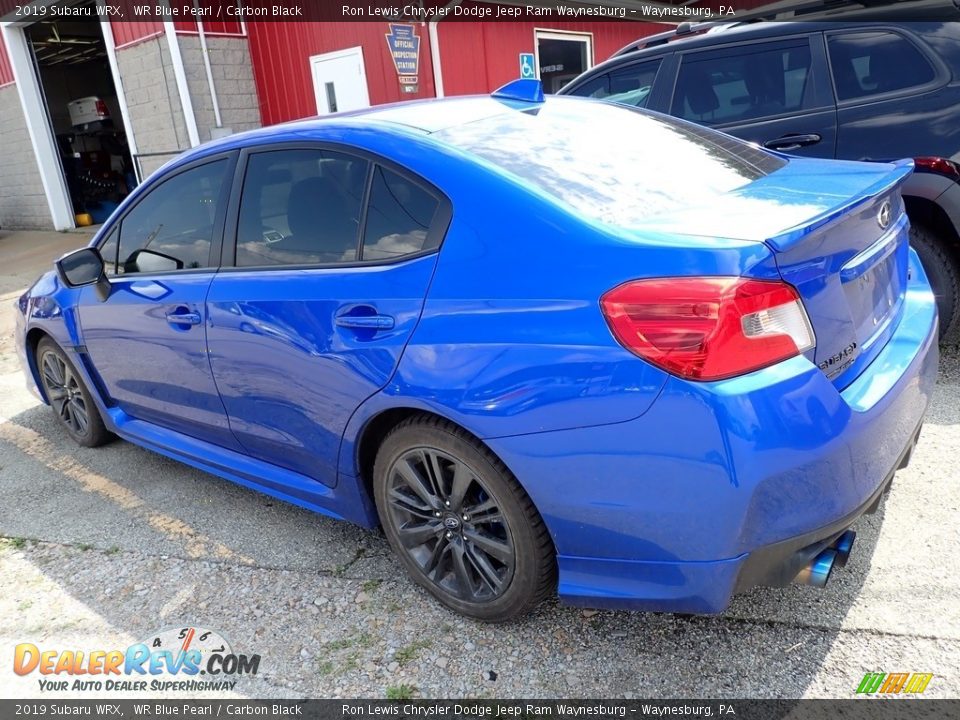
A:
[36, 337, 112, 447]
[373, 415, 556, 622]
[911, 223, 960, 343]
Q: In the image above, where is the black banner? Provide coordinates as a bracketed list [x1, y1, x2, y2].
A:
[2, 700, 960, 720]
[1, 0, 959, 24]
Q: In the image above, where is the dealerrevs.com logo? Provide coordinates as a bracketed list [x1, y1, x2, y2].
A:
[13, 627, 260, 693]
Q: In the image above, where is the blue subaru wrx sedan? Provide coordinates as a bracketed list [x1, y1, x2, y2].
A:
[15, 82, 938, 621]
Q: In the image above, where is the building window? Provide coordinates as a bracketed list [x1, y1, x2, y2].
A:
[535, 30, 593, 94]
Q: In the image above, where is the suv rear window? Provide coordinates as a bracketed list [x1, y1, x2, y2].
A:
[434, 99, 785, 227]
[828, 31, 936, 102]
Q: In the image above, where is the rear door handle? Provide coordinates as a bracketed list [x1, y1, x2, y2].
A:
[763, 133, 822, 152]
[335, 310, 395, 330]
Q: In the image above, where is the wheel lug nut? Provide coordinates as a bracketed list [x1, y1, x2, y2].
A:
[444, 500, 450, 507]
[462, 515, 469, 521]
[445, 531, 453, 539]
[434, 511, 442, 518]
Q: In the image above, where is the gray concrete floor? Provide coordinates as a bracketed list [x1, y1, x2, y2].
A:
[0, 230, 958, 699]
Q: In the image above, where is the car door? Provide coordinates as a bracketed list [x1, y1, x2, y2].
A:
[667, 35, 838, 158]
[77, 152, 241, 450]
[205, 145, 450, 486]
[825, 27, 958, 162]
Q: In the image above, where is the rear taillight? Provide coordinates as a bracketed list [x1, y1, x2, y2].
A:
[601, 277, 815, 381]
[95, 99, 108, 118]
[914, 156, 960, 182]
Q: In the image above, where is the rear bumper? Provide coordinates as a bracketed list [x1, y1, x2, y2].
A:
[488, 248, 939, 613]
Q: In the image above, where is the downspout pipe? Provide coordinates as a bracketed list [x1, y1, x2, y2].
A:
[194, 0, 222, 129]
[428, 0, 462, 99]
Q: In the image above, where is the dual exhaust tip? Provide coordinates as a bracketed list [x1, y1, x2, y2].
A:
[793, 530, 856, 588]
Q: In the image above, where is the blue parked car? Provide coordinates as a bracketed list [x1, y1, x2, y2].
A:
[15, 83, 938, 621]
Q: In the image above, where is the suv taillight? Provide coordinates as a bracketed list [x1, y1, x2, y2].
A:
[95, 99, 108, 117]
[601, 277, 815, 381]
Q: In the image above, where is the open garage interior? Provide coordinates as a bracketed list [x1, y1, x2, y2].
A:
[24, 3, 134, 226]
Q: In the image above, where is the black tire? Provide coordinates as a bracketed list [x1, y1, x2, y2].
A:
[36, 337, 112, 448]
[373, 414, 556, 622]
[910, 223, 960, 343]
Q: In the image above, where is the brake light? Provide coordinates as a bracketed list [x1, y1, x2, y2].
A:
[914, 156, 960, 182]
[600, 277, 815, 381]
[95, 99, 108, 118]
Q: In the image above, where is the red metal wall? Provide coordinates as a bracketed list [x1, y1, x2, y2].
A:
[109, 21, 164, 49]
[0, 33, 14, 87]
[437, 17, 667, 96]
[246, 21, 437, 126]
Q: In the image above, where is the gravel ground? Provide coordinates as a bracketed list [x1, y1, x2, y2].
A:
[0, 231, 958, 699]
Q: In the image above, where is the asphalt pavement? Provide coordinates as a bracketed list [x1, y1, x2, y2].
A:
[1, 229, 958, 699]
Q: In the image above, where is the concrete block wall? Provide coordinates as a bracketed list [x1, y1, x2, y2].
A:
[179, 35, 262, 143]
[115, 36, 191, 179]
[0, 84, 53, 230]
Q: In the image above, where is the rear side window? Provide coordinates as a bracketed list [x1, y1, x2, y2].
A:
[117, 159, 228, 274]
[361, 167, 440, 261]
[569, 60, 661, 109]
[828, 31, 936, 102]
[672, 41, 813, 125]
[236, 148, 369, 266]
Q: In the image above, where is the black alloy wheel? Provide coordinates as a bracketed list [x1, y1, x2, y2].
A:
[386, 446, 515, 603]
[36, 337, 111, 447]
[374, 415, 556, 622]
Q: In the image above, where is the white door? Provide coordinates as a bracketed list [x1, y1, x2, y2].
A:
[310, 47, 371, 115]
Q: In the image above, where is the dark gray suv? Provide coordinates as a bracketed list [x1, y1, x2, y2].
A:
[561, 21, 960, 342]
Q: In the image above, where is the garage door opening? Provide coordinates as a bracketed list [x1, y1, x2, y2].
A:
[25, 4, 135, 226]
[536, 30, 593, 94]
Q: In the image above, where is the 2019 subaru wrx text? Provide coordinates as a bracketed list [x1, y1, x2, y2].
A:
[15, 87, 938, 621]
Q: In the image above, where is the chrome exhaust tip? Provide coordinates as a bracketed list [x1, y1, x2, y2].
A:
[832, 530, 856, 568]
[793, 548, 837, 588]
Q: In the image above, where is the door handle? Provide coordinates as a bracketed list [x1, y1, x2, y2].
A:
[335, 308, 395, 330]
[763, 133, 822, 152]
[165, 309, 202, 326]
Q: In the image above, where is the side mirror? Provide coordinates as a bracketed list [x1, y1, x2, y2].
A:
[55, 247, 111, 302]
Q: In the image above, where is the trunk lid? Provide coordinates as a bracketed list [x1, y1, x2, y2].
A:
[637, 157, 914, 387]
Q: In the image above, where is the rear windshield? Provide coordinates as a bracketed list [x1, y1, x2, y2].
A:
[433, 98, 786, 227]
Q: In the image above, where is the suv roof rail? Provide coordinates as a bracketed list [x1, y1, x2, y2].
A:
[610, 0, 958, 60]
[611, 21, 731, 57]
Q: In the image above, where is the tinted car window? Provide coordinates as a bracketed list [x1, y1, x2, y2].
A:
[569, 60, 661, 108]
[362, 166, 440, 261]
[672, 41, 813, 125]
[435, 99, 785, 227]
[117, 159, 227, 274]
[828, 31, 936, 102]
[236, 148, 368, 266]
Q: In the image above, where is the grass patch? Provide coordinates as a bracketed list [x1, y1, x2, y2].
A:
[10, 537, 26, 550]
[317, 660, 335, 676]
[325, 637, 354, 652]
[394, 639, 431, 666]
[105, 545, 120, 556]
[76, 543, 93, 551]
[362, 579, 382, 593]
[386, 684, 416, 700]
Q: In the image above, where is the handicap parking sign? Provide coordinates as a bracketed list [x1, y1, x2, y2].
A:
[519, 53, 536, 79]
